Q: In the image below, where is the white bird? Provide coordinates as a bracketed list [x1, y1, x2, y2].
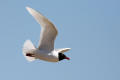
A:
[23, 7, 71, 62]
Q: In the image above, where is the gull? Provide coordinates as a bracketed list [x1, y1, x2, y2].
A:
[23, 7, 71, 62]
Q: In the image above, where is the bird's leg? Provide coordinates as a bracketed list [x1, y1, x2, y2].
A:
[26, 53, 35, 57]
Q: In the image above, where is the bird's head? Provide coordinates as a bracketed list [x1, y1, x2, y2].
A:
[58, 53, 70, 61]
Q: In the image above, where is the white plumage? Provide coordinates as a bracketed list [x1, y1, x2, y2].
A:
[23, 7, 71, 62]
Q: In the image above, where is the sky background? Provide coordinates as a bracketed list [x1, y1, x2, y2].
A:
[0, 0, 120, 80]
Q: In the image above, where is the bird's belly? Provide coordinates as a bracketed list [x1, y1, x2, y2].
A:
[35, 53, 59, 62]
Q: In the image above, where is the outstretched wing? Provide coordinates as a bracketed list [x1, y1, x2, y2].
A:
[26, 7, 58, 51]
[55, 48, 71, 53]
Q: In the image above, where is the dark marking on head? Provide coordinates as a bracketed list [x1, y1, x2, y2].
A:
[58, 53, 68, 61]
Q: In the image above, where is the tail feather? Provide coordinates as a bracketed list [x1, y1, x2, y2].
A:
[23, 40, 36, 62]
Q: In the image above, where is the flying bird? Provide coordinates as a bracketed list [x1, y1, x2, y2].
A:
[23, 7, 71, 62]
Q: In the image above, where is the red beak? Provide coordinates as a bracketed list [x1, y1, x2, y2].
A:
[65, 57, 70, 60]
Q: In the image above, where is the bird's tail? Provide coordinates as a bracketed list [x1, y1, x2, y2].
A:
[22, 40, 36, 62]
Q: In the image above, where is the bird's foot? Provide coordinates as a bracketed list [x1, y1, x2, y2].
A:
[26, 53, 35, 57]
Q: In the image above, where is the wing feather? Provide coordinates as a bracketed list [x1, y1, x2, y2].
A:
[26, 7, 58, 51]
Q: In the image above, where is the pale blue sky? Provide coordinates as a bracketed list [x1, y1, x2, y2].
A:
[0, 0, 120, 80]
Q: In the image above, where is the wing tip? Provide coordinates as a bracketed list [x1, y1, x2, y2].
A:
[25, 6, 41, 16]
[26, 6, 32, 13]
[26, 6, 30, 10]
[66, 48, 71, 50]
